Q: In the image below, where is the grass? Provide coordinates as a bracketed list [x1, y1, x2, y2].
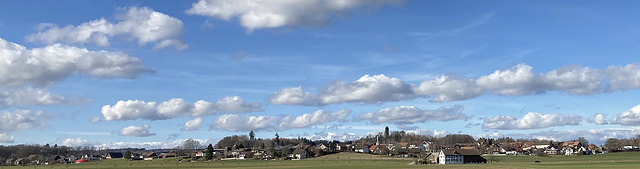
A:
[2, 152, 640, 169]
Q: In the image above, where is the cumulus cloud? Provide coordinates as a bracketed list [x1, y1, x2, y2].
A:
[414, 75, 482, 102]
[211, 109, 350, 132]
[27, 7, 186, 50]
[90, 117, 101, 123]
[60, 137, 99, 147]
[186, 0, 403, 32]
[273, 63, 640, 105]
[118, 124, 155, 137]
[96, 138, 220, 149]
[483, 112, 582, 130]
[0, 132, 14, 143]
[0, 110, 48, 132]
[588, 113, 608, 125]
[406, 128, 450, 137]
[277, 109, 351, 130]
[359, 105, 468, 125]
[0, 37, 152, 87]
[211, 114, 279, 132]
[488, 127, 640, 145]
[476, 64, 541, 95]
[101, 96, 262, 121]
[541, 64, 604, 94]
[0, 88, 68, 107]
[605, 63, 640, 91]
[269, 86, 319, 106]
[270, 74, 417, 106]
[610, 105, 640, 126]
[182, 117, 203, 131]
[310, 132, 360, 141]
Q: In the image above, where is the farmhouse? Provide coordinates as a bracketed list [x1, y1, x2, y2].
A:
[438, 149, 486, 164]
[290, 149, 307, 160]
[106, 152, 123, 159]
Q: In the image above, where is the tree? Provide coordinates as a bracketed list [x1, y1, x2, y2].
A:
[205, 144, 214, 161]
[249, 130, 255, 140]
[275, 133, 280, 145]
[183, 139, 201, 158]
[577, 137, 589, 147]
[124, 150, 132, 160]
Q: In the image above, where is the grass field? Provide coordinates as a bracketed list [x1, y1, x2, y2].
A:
[2, 152, 640, 169]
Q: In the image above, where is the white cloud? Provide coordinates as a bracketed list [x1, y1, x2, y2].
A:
[490, 127, 640, 145]
[610, 105, 640, 126]
[588, 113, 608, 125]
[277, 109, 350, 130]
[27, 7, 186, 50]
[182, 117, 203, 131]
[60, 137, 99, 147]
[414, 75, 482, 102]
[475, 132, 504, 139]
[212, 96, 264, 114]
[186, 0, 403, 32]
[483, 112, 582, 130]
[269, 63, 640, 105]
[101, 96, 262, 121]
[118, 124, 155, 137]
[90, 117, 101, 123]
[211, 109, 349, 132]
[0, 88, 67, 107]
[270, 74, 417, 106]
[476, 63, 540, 96]
[0, 37, 152, 87]
[0, 109, 48, 132]
[211, 114, 278, 132]
[269, 86, 319, 106]
[102, 100, 159, 121]
[310, 132, 360, 141]
[406, 128, 449, 137]
[96, 138, 220, 149]
[541, 64, 604, 94]
[606, 63, 640, 92]
[0, 132, 14, 143]
[359, 105, 468, 125]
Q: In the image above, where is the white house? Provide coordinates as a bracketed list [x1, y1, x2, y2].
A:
[438, 149, 486, 164]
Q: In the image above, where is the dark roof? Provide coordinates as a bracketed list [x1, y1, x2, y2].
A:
[463, 154, 487, 163]
[108, 152, 124, 158]
[441, 149, 481, 156]
[292, 149, 306, 154]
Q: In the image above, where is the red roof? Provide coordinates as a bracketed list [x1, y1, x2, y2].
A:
[75, 159, 89, 163]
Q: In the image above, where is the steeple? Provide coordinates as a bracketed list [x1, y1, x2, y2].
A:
[376, 135, 380, 145]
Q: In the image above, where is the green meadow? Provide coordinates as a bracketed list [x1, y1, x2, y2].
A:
[2, 152, 640, 169]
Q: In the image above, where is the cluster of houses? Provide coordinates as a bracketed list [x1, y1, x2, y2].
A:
[5, 154, 102, 166]
[478, 141, 605, 156]
[1, 138, 616, 166]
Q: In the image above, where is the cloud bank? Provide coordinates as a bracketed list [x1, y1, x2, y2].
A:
[483, 112, 582, 130]
[101, 96, 262, 121]
[27, 7, 186, 50]
[359, 105, 468, 124]
[0, 37, 152, 87]
[118, 124, 155, 137]
[270, 63, 640, 105]
[211, 109, 350, 132]
[186, 0, 404, 32]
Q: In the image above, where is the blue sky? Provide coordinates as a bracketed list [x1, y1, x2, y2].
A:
[1, 0, 640, 148]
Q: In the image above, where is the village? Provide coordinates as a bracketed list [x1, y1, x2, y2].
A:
[3, 127, 637, 166]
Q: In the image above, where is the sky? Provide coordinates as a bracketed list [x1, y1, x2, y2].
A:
[1, 0, 640, 149]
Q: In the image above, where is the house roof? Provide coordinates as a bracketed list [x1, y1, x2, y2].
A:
[440, 149, 482, 156]
[292, 149, 306, 154]
[562, 142, 581, 147]
[369, 145, 387, 151]
[107, 152, 123, 158]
